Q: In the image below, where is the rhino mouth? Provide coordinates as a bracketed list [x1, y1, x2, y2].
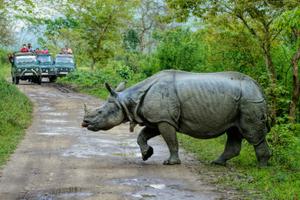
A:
[82, 120, 112, 131]
[81, 120, 89, 128]
[81, 120, 100, 131]
[87, 125, 98, 131]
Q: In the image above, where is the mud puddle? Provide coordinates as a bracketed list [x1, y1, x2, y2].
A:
[110, 178, 217, 200]
[63, 134, 141, 158]
[18, 187, 93, 200]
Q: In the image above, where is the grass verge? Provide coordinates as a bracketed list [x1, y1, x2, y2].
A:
[0, 64, 32, 166]
[178, 125, 300, 200]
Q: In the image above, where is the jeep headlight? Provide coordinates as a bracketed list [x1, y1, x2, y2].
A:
[35, 67, 39, 71]
[17, 68, 21, 72]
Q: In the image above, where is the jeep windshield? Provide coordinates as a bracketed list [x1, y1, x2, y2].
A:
[37, 55, 52, 63]
[55, 57, 74, 64]
[15, 56, 37, 64]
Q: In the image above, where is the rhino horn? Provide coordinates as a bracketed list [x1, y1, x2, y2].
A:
[115, 82, 126, 92]
[105, 82, 117, 97]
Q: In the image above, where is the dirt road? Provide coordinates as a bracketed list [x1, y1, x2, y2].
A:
[0, 81, 236, 200]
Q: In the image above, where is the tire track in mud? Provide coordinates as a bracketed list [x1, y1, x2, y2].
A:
[0, 81, 239, 200]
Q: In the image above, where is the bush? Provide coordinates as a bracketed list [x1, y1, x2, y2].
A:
[267, 124, 300, 170]
[58, 63, 145, 98]
[153, 28, 206, 72]
[0, 78, 32, 165]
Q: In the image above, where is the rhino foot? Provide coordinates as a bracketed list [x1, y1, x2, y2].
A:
[163, 158, 181, 165]
[142, 146, 153, 161]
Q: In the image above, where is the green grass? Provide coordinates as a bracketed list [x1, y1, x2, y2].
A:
[0, 64, 32, 166]
[57, 67, 146, 99]
[178, 130, 300, 200]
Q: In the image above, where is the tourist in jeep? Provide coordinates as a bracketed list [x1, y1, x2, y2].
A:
[27, 43, 33, 52]
[20, 44, 28, 52]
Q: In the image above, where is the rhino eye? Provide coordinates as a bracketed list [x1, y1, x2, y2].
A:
[98, 110, 102, 114]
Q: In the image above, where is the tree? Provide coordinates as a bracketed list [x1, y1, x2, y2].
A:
[20, 0, 137, 70]
[123, 29, 140, 52]
[133, 0, 167, 53]
[65, 0, 137, 69]
[154, 28, 206, 71]
[166, 0, 300, 121]
[274, 7, 300, 122]
[0, 1, 12, 46]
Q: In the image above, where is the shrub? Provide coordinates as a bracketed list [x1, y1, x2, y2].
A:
[267, 124, 300, 170]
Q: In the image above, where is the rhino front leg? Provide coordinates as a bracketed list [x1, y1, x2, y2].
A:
[158, 122, 181, 165]
[137, 127, 160, 161]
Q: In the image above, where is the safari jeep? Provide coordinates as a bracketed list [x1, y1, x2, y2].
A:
[36, 53, 57, 82]
[11, 52, 42, 85]
[54, 54, 76, 77]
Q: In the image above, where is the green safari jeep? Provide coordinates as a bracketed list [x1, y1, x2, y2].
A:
[54, 54, 76, 77]
[11, 52, 42, 85]
[36, 53, 57, 82]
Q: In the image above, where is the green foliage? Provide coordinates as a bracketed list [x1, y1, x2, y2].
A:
[267, 124, 300, 170]
[0, 2, 12, 46]
[0, 78, 32, 166]
[273, 6, 300, 37]
[123, 29, 140, 52]
[116, 64, 134, 80]
[153, 28, 206, 71]
[57, 62, 144, 99]
[64, 0, 138, 68]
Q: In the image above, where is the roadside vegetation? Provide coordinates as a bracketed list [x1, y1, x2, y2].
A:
[2, 0, 300, 199]
[0, 50, 32, 166]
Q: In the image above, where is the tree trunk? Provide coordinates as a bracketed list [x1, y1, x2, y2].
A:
[263, 45, 277, 85]
[289, 46, 300, 122]
[262, 44, 277, 123]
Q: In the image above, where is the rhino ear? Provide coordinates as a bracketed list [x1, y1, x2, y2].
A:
[105, 82, 117, 97]
[115, 82, 126, 92]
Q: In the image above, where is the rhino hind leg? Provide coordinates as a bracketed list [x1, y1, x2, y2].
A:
[137, 126, 160, 161]
[212, 127, 242, 166]
[239, 101, 271, 166]
[158, 122, 181, 165]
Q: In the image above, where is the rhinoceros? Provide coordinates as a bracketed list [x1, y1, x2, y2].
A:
[82, 70, 271, 166]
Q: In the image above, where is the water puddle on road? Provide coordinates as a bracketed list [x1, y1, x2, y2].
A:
[42, 119, 70, 124]
[39, 106, 55, 112]
[63, 135, 140, 158]
[45, 112, 68, 117]
[38, 126, 81, 136]
[110, 178, 216, 200]
[18, 187, 93, 200]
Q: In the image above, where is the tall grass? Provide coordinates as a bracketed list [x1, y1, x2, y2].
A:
[0, 64, 32, 166]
